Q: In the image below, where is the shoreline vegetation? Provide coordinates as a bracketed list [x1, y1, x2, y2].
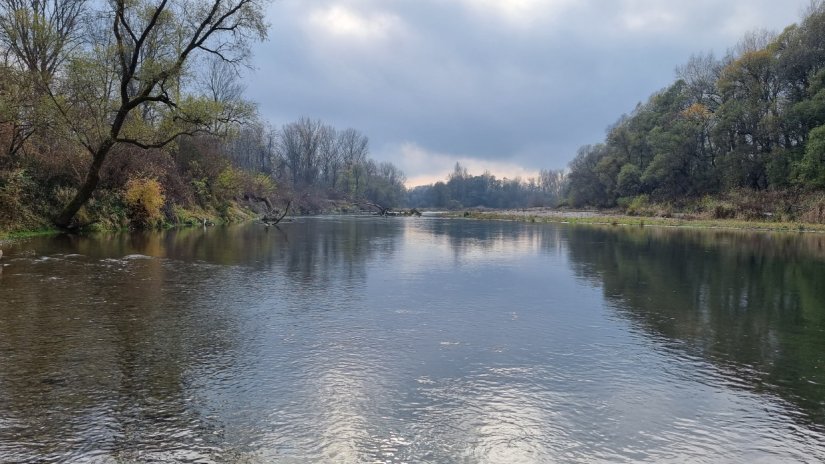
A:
[446, 188, 825, 233]
[5, 200, 825, 244]
[0, 197, 365, 241]
[446, 208, 825, 234]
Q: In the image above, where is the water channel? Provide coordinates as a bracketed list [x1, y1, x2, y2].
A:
[1, 217, 824, 462]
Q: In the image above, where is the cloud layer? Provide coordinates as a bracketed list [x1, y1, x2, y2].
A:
[248, 0, 809, 185]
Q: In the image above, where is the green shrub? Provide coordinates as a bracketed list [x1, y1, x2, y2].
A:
[617, 196, 632, 210]
[625, 194, 650, 216]
[215, 167, 243, 201]
[191, 177, 211, 205]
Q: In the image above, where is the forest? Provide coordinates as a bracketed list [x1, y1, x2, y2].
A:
[564, 3, 825, 222]
[0, 0, 407, 232]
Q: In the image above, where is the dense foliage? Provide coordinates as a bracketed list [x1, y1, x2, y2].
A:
[566, 3, 825, 211]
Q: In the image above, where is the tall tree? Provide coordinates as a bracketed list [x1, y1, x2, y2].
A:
[338, 127, 368, 195]
[200, 56, 255, 136]
[0, 0, 87, 80]
[52, 0, 268, 229]
[317, 124, 341, 190]
[277, 117, 323, 189]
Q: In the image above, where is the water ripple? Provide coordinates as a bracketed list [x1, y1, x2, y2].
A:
[1, 220, 824, 462]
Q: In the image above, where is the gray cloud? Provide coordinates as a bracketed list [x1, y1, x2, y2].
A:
[246, 0, 810, 184]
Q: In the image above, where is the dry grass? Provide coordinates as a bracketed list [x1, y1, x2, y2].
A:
[448, 208, 825, 234]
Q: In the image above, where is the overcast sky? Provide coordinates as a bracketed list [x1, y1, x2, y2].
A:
[245, 0, 811, 186]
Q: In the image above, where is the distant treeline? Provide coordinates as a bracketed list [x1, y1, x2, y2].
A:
[566, 2, 825, 209]
[407, 163, 566, 209]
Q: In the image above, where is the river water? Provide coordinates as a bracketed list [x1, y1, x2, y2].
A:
[0, 217, 824, 463]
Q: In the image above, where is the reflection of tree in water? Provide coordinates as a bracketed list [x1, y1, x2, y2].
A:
[0, 240, 246, 460]
[41, 225, 288, 269]
[0, 219, 405, 459]
[565, 225, 825, 429]
[276, 218, 403, 289]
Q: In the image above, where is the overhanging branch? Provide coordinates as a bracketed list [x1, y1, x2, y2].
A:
[115, 128, 207, 149]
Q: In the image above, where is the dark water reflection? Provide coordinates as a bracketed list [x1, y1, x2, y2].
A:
[0, 217, 823, 463]
[566, 226, 825, 426]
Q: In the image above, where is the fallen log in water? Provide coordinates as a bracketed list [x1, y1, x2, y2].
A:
[261, 200, 292, 225]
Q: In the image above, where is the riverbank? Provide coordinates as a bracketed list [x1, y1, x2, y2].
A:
[8, 202, 825, 240]
[0, 203, 259, 241]
[448, 208, 825, 233]
[0, 196, 374, 241]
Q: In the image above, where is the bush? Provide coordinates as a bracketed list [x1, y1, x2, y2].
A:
[0, 169, 36, 228]
[124, 178, 165, 228]
[616, 196, 632, 209]
[248, 173, 276, 197]
[215, 167, 243, 201]
[799, 192, 825, 224]
[191, 177, 211, 205]
[625, 194, 650, 216]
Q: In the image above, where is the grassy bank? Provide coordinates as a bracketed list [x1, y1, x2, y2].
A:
[449, 209, 825, 233]
[445, 190, 825, 233]
[0, 228, 61, 240]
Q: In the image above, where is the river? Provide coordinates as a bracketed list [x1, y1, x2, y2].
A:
[1, 217, 824, 463]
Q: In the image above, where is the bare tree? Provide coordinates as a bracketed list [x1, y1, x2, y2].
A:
[732, 28, 776, 56]
[317, 124, 341, 190]
[539, 168, 566, 201]
[379, 160, 406, 186]
[338, 127, 368, 194]
[276, 117, 326, 189]
[203, 57, 243, 102]
[295, 117, 322, 187]
[52, 0, 268, 229]
[0, 0, 87, 80]
[227, 120, 274, 172]
[200, 56, 255, 135]
[676, 52, 723, 109]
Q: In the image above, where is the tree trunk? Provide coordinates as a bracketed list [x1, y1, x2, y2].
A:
[54, 141, 113, 229]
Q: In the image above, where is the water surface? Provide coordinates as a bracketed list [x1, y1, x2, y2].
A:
[1, 217, 824, 463]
